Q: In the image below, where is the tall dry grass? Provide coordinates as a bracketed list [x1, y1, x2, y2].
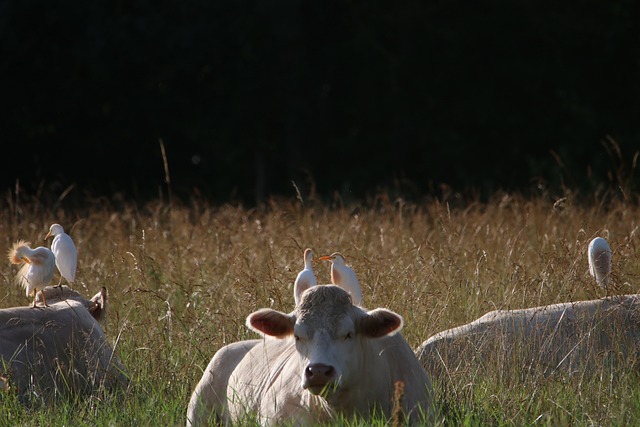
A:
[1, 191, 639, 425]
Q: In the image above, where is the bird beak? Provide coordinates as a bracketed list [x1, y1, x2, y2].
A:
[44, 231, 52, 240]
[22, 257, 31, 264]
[318, 256, 332, 261]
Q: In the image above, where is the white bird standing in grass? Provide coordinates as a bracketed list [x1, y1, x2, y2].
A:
[588, 236, 612, 288]
[318, 252, 363, 305]
[7, 240, 55, 307]
[45, 223, 77, 287]
[293, 248, 317, 305]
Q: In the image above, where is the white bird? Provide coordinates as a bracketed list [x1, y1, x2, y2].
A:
[588, 236, 612, 288]
[293, 248, 317, 305]
[7, 240, 55, 307]
[318, 252, 363, 305]
[45, 223, 78, 287]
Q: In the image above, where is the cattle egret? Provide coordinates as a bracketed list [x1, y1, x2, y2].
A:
[588, 237, 612, 288]
[7, 240, 55, 307]
[45, 223, 78, 287]
[293, 248, 317, 305]
[318, 252, 363, 305]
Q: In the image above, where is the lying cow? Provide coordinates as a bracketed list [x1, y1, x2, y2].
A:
[0, 285, 128, 403]
[187, 284, 434, 426]
[416, 295, 640, 381]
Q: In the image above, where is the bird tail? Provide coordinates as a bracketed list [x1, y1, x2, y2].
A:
[7, 240, 30, 264]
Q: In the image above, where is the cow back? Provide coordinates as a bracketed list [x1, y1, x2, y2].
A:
[0, 299, 127, 403]
[417, 295, 640, 381]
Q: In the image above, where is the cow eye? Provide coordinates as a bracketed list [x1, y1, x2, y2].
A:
[344, 332, 352, 340]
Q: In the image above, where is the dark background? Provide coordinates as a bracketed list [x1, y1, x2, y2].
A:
[1, 0, 639, 205]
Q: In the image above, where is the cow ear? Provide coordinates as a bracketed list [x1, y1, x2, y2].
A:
[89, 287, 108, 323]
[358, 308, 404, 338]
[247, 308, 295, 338]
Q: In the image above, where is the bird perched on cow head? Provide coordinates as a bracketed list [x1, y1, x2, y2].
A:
[294, 248, 318, 306]
[7, 240, 55, 307]
[318, 252, 363, 306]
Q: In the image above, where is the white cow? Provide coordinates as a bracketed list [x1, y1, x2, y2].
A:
[187, 284, 434, 426]
[0, 285, 128, 403]
[416, 295, 640, 381]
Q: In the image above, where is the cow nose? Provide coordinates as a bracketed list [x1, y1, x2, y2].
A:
[304, 363, 335, 384]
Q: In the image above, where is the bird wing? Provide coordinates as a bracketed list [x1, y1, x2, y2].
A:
[52, 234, 78, 281]
[341, 267, 363, 305]
[294, 269, 317, 304]
[26, 248, 56, 289]
[44, 251, 57, 282]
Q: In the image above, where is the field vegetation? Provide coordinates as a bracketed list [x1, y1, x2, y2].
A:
[1, 189, 640, 426]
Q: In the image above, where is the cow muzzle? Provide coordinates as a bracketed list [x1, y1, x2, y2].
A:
[303, 363, 337, 395]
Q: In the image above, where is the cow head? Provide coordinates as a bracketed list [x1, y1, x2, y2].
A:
[35, 286, 108, 323]
[246, 285, 403, 399]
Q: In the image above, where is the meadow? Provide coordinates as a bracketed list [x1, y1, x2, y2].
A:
[1, 190, 639, 426]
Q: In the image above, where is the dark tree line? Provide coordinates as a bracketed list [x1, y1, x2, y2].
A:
[1, 0, 638, 204]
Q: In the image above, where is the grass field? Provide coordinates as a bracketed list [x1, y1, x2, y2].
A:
[1, 191, 640, 426]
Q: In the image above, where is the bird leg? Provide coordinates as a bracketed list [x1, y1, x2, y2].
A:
[53, 277, 63, 288]
[41, 289, 48, 307]
[30, 289, 37, 308]
[31, 288, 48, 308]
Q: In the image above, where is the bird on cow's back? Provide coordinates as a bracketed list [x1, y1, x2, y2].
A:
[318, 252, 363, 306]
[7, 240, 55, 307]
[588, 236, 612, 289]
[45, 223, 78, 287]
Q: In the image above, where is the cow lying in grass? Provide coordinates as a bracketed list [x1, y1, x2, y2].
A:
[0, 285, 128, 403]
[187, 284, 434, 426]
[416, 294, 640, 382]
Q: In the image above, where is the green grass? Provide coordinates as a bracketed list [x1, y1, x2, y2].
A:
[1, 193, 640, 425]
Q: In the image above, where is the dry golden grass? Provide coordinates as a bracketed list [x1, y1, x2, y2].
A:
[1, 192, 640, 425]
